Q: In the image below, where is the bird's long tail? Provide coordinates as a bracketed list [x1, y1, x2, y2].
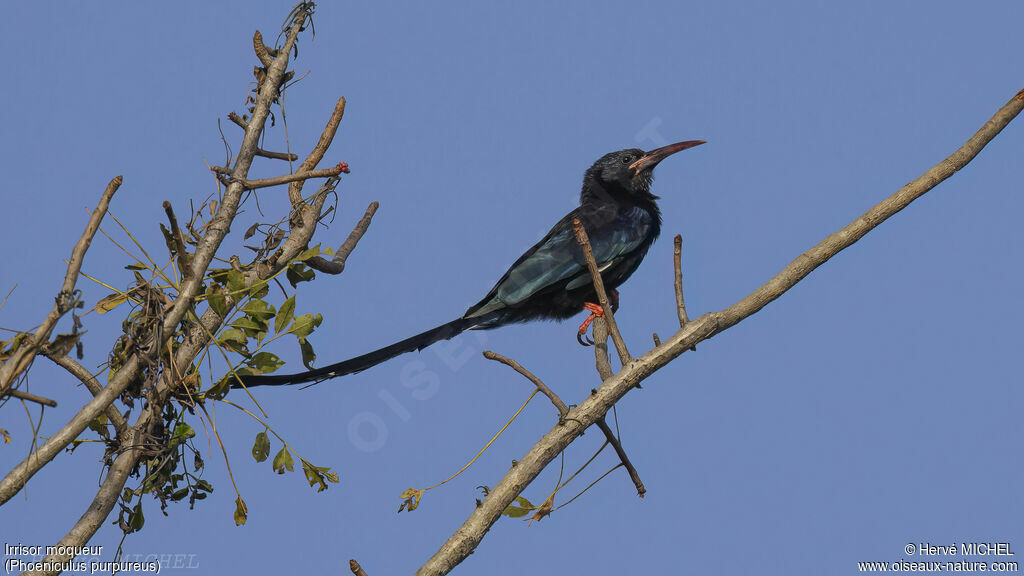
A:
[232, 313, 495, 388]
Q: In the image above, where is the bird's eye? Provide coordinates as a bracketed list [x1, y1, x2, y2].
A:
[621, 155, 632, 164]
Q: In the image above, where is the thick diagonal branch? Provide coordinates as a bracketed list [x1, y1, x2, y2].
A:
[43, 353, 128, 435]
[415, 89, 1024, 576]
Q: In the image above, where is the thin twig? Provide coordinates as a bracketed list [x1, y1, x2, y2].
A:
[572, 219, 631, 364]
[4, 389, 56, 408]
[228, 112, 248, 129]
[163, 201, 193, 281]
[553, 463, 624, 511]
[255, 148, 299, 161]
[209, 164, 348, 190]
[416, 89, 1024, 576]
[306, 201, 380, 275]
[594, 418, 644, 497]
[673, 235, 690, 326]
[483, 351, 568, 416]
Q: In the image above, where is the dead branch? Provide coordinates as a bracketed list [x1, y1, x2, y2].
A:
[673, 235, 690, 326]
[210, 163, 348, 190]
[256, 148, 299, 161]
[5, 389, 56, 408]
[483, 351, 568, 416]
[0, 175, 121, 396]
[306, 201, 379, 275]
[415, 88, 1024, 576]
[288, 97, 347, 204]
[572, 219, 631, 364]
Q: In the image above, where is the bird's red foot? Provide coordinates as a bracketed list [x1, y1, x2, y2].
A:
[577, 302, 605, 346]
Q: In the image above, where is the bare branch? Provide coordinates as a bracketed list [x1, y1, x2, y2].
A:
[0, 175, 121, 395]
[288, 97, 348, 204]
[43, 353, 128, 435]
[210, 163, 348, 190]
[253, 30, 277, 67]
[416, 88, 1024, 576]
[256, 148, 299, 161]
[572, 219, 631, 364]
[5, 389, 56, 408]
[673, 235, 690, 326]
[483, 351, 568, 416]
[306, 201, 379, 275]
[228, 112, 248, 129]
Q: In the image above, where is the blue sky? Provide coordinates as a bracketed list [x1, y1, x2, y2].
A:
[2, 2, 1022, 574]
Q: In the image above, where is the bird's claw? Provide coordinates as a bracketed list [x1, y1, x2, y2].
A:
[576, 302, 604, 347]
[577, 331, 595, 346]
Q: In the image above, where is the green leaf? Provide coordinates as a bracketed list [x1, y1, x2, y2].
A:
[286, 263, 315, 287]
[502, 496, 535, 518]
[275, 295, 295, 334]
[242, 299, 276, 321]
[289, 313, 322, 339]
[234, 496, 248, 526]
[172, 423, 195, 444]
[231, 317, 264, 332]
[322, 246, 335, 256]
[226, 269, 245, 293]
[125, 262, 149, 271]
[250, 352, 284, 374]
[128, 501, 145, 532]
[296, 243, 321, 261]
[252, 431, 270, 463]
[249, 280, 269, 298]
[217, 328, 247, 344]
[206, 376, 231, 400]
[299, 338, 316, 370]
[171, 487, 190, 501]
[194, 479, 214, 493]
[207, 289, 227, 317]
[272, 447, 294, 474]
[88, 414, 110, 440]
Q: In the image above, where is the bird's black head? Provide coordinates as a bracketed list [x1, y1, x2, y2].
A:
[581, 140, 705, 207]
